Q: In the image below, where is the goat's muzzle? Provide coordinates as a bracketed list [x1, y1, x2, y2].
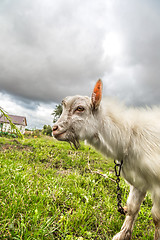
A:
[52, 125, 66, 139]
[53, 124, 80, 150]
[53, 125, 58, 132]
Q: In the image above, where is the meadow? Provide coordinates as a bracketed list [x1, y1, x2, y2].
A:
[0, 136, 154, 239]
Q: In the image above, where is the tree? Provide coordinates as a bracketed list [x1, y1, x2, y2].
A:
[52, 104, 62, 123]
[42, 125, 52, 136]
[46, 125, 52, 136]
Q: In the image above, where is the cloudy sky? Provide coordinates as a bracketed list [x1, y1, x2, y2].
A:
[0, 0, 160, 129]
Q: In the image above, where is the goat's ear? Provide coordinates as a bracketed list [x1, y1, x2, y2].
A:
[91, 79, 102, 110]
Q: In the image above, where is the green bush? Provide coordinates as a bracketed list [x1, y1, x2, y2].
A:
[0, 131, 17, 138]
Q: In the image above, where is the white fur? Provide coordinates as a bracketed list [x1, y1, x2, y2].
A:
[53, 95, 160, 240]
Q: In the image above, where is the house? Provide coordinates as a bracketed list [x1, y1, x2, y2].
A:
[0, 114, 27, 134]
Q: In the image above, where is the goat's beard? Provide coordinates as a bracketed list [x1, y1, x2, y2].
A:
[68, 137, 80, 150]
[66, 129, 80, 150]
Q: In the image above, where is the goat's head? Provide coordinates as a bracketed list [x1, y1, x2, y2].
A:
[53, 79, 103, 149]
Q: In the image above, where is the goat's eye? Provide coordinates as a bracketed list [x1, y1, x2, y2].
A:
[75, 106, 85, 112]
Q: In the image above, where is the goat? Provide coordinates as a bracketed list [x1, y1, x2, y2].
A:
[53, 79, 160, 240]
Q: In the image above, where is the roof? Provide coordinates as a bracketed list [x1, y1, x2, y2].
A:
[0, 114, 27, 126]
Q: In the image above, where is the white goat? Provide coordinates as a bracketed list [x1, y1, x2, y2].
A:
[53, 79, 160, 240]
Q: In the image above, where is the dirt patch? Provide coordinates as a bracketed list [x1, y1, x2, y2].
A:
[0, 142, 33, 151]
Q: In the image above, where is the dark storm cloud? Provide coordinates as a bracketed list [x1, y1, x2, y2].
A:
[105, 0, 160, 106]
[0, 0, 111, 102]
[1, 0, 160, 107]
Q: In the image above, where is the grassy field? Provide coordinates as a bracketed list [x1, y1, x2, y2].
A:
[0, 136, 154, 239]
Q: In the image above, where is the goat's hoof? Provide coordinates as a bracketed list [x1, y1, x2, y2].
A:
[112, 230, 131, 240]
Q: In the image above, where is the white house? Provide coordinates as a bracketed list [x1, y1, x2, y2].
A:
[0, 114, 27, 134]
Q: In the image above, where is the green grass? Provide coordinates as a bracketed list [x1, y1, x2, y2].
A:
[0, 136, 154, 239]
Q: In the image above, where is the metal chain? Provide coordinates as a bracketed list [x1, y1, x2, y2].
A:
[114, 159, 126, 215]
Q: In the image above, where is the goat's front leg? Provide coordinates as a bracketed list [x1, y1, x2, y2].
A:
[153, 218, 160, 240]
[151, 195, 160, 240]
[112, 185, 146, 240]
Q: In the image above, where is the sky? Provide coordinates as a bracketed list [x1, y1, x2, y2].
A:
[0, 0, 160, 129]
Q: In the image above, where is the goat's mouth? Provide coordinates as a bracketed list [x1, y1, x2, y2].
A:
[53, 130, 80, 150]
[53, 130, 67, 140]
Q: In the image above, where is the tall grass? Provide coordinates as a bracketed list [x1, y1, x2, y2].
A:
[0, 137, 154, 239]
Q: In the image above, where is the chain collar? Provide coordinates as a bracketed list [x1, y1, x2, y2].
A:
[114, 159, 126, 215]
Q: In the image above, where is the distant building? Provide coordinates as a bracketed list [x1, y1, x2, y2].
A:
[0, 114, 27, 134]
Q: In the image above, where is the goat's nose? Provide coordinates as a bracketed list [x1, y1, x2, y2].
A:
[53, 125, 58, 132]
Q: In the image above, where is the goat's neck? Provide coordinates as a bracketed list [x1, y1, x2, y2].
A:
[87, 106, 130, 160]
